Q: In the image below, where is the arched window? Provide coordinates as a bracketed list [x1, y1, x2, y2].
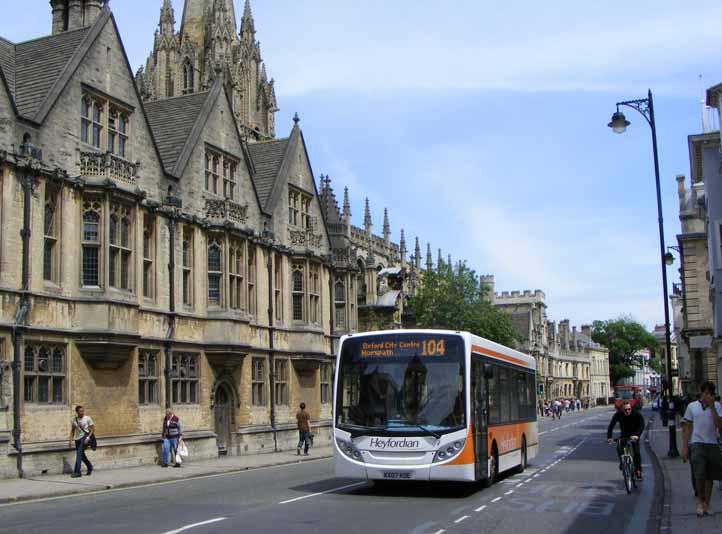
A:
[182, 60, 194, 94]
[207, 239, 223, 306]
[334, 280, 346, 329]
[292, 264, 305, 321]
[81, 201, 102, 287]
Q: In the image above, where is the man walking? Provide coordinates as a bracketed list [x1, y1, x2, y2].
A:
[69, 405, 94, 478]
[161, 408, 182, 468]
[682, 381, 722, 517]
[296, 402, 312, 456]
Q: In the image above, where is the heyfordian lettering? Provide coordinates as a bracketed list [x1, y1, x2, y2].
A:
[369, 437, 421, 449]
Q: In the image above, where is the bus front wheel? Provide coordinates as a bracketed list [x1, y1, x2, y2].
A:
[483, 444, 499, 487]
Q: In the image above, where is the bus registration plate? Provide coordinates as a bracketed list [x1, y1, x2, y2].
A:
[382, 471, 414, 480]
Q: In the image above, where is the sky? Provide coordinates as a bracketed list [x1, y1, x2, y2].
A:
[3, 0, 722, 330]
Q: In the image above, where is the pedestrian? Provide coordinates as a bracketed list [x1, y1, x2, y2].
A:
[296, 402, 312, 456]
[564, 399, 570, 413]
[681, 381, 722, 517]
[576, 399, 582, 411]
[161, 408, 182, 468]
[68, 405, 94, 478]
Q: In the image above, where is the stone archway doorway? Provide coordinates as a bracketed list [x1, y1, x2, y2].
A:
[213, 382, 234, 454]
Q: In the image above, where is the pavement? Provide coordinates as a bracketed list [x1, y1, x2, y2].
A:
[647, 411, 722, 533]
[0, 405, 661, 534]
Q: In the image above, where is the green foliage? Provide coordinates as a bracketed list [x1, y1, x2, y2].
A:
[407, 262, 520, 347]
[648, 357, 664, 375]
[591, 316, 659, 386]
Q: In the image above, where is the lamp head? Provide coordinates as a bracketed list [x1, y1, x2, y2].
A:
[608, 110, 630, 134]
[664, 252, 675, 266]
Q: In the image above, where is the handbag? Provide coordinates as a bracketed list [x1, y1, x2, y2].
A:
[175, 451, 183, 465]
[179, 439, 189, 458]
[77, 417, 97, 451]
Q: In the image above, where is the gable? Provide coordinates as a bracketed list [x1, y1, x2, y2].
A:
[38, 11, 165, 199]
[260, 125, 330, 254]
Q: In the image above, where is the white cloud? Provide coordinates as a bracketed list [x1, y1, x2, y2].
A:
[397, 142, 667, 328]
[261, 1, 722, 97]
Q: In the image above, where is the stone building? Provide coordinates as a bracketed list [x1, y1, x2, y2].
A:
[673, 161, 717, 394]
[491, 284, 610, 404]
[0, 1, 436, 477]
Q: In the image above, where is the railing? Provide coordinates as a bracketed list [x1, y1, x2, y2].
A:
[205, 198, 248, 225]
[79, 151, 137, 185]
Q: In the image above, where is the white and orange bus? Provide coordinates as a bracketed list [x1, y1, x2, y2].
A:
[333, 329, 538, 484]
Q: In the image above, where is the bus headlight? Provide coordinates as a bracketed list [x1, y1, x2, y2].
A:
[433, 439, 466, 463]
[336, 438, 365, 463]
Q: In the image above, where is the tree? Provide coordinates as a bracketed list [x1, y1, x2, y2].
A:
[407, 262, 520, 347]
[591, 317, 659, 386]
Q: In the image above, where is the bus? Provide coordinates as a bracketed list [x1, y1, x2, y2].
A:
[613, 385, 642, 411]
[333, 329, 538, 484]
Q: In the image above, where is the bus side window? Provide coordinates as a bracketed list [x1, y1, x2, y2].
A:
[488, 366, 499, 425]
[499, 367, 511, 423]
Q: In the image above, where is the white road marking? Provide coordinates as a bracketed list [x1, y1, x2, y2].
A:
[491, 496, 502, 503]
[454, 516, 470, 524]
[278, 481, 366, 504]
[0, 456, 330, 509]
[504, 490, 514, 495]
[161, 518, 226, 534]
[538, 431, 547, 435]
[533, 474, 540, 478]
[516, 483, 524, 488]
[475, 505, 487, 512]
[432, 530, 446, 534]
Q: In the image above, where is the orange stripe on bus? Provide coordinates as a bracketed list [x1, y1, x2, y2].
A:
[472, 345, 531, 368]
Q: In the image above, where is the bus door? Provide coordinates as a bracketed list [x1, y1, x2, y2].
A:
[471, 358, 488, 481]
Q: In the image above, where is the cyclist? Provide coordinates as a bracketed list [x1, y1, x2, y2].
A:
[607, 400, 645, 479]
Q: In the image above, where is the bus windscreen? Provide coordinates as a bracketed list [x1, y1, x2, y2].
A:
[336, 333, 465, 436]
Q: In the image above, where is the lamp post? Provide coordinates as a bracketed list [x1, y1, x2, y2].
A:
[608, 89, 679, 458]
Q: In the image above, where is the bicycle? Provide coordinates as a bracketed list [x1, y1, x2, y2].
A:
[613, 437, 637, 494]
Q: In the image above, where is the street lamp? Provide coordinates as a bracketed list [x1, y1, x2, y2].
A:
[608, 89, 679, 458]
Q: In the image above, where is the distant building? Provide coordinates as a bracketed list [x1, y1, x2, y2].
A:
[492, 286, 610, 404]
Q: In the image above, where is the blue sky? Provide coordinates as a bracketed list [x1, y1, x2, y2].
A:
[4, 0, 722, 329]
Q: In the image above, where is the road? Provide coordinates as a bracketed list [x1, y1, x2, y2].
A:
[0, 407, 660, 534]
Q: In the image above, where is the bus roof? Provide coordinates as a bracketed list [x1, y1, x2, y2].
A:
[339, 329, 536, 371]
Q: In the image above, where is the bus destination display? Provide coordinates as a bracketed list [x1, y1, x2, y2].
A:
[359, 338, 447, 358]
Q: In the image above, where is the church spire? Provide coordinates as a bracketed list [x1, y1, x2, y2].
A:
[383, 208, 391, 242]
[159, 0, 175, 36]
[426, 243, 433, 271]
[364, 198, 372, 235]
[437, 249, 443, 272]
[342, 187, 351, 223]
[240, 0, 255, 37]
[414, 238, 421, 269]
[400, 229, 407, 263]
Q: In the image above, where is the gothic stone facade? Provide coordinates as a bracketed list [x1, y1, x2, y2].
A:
[0, 1, 430, 477]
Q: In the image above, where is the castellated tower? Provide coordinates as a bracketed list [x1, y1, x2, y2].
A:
[136, 0, 278, 141]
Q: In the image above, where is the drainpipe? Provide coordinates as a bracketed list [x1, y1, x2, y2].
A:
[164, 213, 176, 409]
[162, 192, 181, 409]
[266, 245, 277, 451]
[12, 162, 33, 478]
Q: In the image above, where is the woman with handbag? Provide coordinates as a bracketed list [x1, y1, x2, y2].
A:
[68, 405, 95, 478]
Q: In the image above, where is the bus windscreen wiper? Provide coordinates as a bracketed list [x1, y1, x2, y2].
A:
[396, 422, 441, 439]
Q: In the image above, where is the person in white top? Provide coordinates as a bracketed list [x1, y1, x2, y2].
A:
[681, 381, 722, 517]
[68, 405, 94, 478]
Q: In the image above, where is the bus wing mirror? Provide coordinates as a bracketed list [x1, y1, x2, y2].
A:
[483, 364, 494, 380]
